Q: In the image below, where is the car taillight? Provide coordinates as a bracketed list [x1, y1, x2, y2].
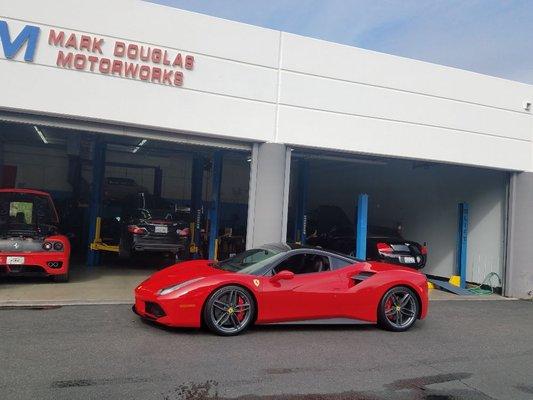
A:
[420, 245, 428, 255]
[128, 225, 147, 235]
[43, 241, 65, 251]
[376, 242, 394, 253]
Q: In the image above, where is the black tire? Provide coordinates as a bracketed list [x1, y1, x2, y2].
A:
[52, 272, 69, 283]
[203, 285, 255, 336]
[377, 286, 419, 332]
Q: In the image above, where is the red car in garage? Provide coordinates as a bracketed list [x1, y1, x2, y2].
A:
[133, 243, 428, 335]
[0, 189, 70, 282]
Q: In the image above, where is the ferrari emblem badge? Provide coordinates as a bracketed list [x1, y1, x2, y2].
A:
[253, 279, 260, 287]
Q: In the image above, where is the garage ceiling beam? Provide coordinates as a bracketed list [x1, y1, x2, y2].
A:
[0, 110, 252, 152]
[292, 152, 387, 166]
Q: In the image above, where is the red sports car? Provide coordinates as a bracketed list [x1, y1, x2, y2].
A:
[0, 189, 70, 282]
[134, 243, 428, 335]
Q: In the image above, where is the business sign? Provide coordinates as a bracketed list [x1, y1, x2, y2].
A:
[0, 18, 194, 88]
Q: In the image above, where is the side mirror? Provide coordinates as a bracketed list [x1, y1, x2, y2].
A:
[270, 270, 295, 283]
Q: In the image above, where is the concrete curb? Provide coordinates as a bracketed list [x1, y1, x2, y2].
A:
[0, 297, 518, 308]
[0, 300, 133, 307]
[429, 296, 517, 301]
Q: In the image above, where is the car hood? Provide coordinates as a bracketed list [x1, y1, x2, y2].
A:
[139, 260, 229, 291]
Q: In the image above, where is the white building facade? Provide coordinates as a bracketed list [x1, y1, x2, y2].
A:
[1, 0, 532, 297]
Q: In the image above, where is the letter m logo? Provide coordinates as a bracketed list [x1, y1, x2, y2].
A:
[0, 20, 40, 62]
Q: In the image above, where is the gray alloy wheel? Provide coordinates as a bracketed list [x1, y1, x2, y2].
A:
[378, 286, 418, 332]
[204, 285, 255, 336]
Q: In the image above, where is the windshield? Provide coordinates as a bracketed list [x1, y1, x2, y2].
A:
[128, 193, 189, 223]
[215, 248, 285, 274]
[0, 192, 58, 233]
[137, 208, 174, 221]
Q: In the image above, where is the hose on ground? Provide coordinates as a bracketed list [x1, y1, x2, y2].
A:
[468, 272, 502, 295]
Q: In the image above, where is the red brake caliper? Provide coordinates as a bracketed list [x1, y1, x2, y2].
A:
[385, 298, 394, 321]
[236, 295, 245, 321]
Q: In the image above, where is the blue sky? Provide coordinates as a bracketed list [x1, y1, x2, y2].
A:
[147, 0, 533, 84]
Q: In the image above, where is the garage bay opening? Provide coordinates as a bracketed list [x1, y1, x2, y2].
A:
[0, 120, 252, 301]
[287, 151, 508, 292]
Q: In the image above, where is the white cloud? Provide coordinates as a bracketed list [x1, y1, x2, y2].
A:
[147, 0, 533, 84]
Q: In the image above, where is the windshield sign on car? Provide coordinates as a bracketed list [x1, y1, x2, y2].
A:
[9, 201, 33, 224]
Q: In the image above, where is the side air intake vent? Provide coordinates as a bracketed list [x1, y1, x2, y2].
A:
[351, 271, 376, 284]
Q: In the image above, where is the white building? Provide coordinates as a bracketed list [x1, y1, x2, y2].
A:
[1, 0, 532, 297]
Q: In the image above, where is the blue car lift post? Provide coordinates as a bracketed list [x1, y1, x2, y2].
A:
[294, 158, 309, 244]
[457, 202, 469, 289]
[428, 202, 472, 295]
[208, 151, 223, 260]
[87, 137, 107, 267]
[355, 194, 368, 260]
[190, 155, 204, 259]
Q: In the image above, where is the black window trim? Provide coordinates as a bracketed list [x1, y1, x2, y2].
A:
[262, 248, 352, 277]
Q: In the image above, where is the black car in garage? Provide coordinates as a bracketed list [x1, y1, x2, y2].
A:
[118, 193, 191, 260]
[305, 205, 427, 269]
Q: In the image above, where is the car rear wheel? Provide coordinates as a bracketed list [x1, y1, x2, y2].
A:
[378, 286, 418, 332]
[203, 285, 255, 336]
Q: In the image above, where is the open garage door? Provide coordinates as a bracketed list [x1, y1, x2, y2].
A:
[0, 110, 251, 152]
[0, 118, 252, 304]
[287, 150, 509, 290]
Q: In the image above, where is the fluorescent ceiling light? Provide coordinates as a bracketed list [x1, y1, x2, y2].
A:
[34, 126, 48, 144]
[132, 139, 148, 153]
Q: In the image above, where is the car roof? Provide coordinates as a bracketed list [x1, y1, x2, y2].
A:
[258, 242, 320, 252]
[259, 242, 361, 262]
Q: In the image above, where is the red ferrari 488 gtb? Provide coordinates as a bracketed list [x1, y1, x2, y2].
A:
[133, 243, 428, 336]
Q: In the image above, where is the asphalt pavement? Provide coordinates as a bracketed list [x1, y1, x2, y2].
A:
[1, 300, 533, 400]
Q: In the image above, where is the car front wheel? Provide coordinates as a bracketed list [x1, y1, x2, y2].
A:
[203, 285, 255, 336]
[377, 286, 419, 332]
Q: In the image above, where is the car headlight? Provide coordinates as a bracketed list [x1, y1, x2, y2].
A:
[157, 278, 203, 296]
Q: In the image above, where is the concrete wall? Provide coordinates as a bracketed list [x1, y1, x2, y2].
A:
[1, 0, 532, 171]
[246, 143, 290, 247]
[506, 172, 533, 298]
[3, 143, 70, 192]
[105, 150, 190, 200]
[3, 142, 250, 204]
[305, 158, 507, 284]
